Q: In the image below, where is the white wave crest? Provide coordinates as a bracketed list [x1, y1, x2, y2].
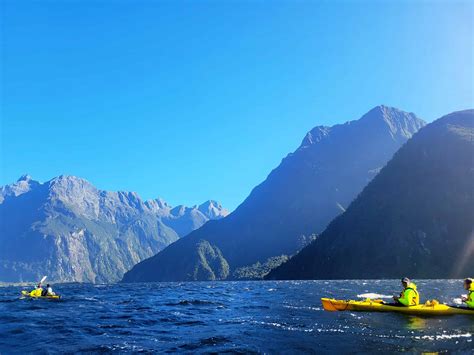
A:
[414, 333, 472, 341]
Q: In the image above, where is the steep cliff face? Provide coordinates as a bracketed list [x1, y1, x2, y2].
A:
[268, 109, 474, 280]
[0, 175, 228, 283]
[122, 106, 426, 282]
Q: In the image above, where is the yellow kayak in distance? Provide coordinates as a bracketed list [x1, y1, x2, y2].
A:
[21, 290, 61, 300]
[321, 298, 474, 316]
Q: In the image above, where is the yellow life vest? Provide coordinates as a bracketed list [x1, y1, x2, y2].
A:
[399, 283, 419, 306]
[467, 283, 474, 309]
[29, 288, 43, 297]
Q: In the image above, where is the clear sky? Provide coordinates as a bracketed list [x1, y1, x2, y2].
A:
[1, 0, 473, 211]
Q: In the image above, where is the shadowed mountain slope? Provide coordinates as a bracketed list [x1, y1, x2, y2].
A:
[123, 106, 425, 282]
[268, 109, 474, 280]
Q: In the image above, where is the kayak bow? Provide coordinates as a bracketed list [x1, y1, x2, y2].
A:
[321, 298, 474, 316]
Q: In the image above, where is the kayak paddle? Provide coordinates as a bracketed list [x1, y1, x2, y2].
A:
[39, 275, 47, 286]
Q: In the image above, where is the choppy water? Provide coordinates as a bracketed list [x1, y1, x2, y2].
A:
[0, 280, 473, 353]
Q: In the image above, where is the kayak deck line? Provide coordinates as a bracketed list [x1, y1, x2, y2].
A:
[321, 298, 474, 316]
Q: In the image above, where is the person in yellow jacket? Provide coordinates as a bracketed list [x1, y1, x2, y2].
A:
[393, 277, 420, 306]
[29, 282, 43, 297]
[462, 278, 474, 308]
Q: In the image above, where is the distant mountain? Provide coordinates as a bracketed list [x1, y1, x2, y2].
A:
[160, 201, 227, 238]
[0, 175, 228, 283]
[122, 105, 426, 282]
[0, 174, 40, 203]
[267, 109, 474, 280]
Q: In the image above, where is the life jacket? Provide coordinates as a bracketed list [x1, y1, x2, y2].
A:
[467, 283, 474, 309]
[30, 288, 43, 297]
[400, 282, 419, 306]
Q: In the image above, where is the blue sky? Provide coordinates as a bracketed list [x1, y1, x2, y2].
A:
[1, 0, 472, 211]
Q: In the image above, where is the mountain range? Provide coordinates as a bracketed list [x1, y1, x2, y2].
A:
[267, 109, 474, 279]
[122, 105, 426, 282]
[0, 175, 228, 283]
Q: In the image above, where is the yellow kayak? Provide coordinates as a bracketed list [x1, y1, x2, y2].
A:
[21, 290, 61, 300]
[321, 298, 474, 316]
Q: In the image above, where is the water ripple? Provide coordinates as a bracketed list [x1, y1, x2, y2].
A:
[0, 280, 473, 352]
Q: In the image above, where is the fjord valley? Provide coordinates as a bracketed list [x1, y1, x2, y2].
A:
[2, 107, 472, 285]
[0, 175, 227, 283]
[3, 1, 473, 352]
[122, 105, 426, 282]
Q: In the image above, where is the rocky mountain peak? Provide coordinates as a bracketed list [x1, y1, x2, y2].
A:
[17, 174, 33, 182]
[170, 205, 188, 217]
[300, 126, 332, 148]
[299, 105, 424, 151]
[0, 175, 41, 203]
[155, 198, 171, 209]
[144, 197, 172, 213]
[198, 200, 229, 219]
[360, 105, 425, 140]
[48, 175, 97, 199]
[48, 175, 96, 194]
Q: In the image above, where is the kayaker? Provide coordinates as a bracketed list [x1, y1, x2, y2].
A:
[46, 284, 55, 296]
[41, 284, 55, 296]
[393, 277, 419, 306]
[30, 283, 43, 297]
[462, 278, 474, 308]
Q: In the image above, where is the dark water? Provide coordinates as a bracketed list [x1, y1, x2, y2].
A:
[0, 280, 473, 353]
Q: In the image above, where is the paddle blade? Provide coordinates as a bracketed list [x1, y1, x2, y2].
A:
[40, 276, 47, 284]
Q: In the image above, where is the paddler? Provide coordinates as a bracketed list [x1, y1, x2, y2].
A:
[41, 284, 55, 296]
[393, 277, 419, 306]
[30, 282, 44, 297]
[29, 276, 48, 297]
[462, 278, 474, 308]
